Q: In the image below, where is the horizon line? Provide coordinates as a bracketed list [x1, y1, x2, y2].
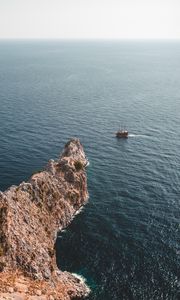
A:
[0, 37, 179, 41]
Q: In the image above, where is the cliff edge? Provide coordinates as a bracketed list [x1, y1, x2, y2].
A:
[0, 138, 90, 299]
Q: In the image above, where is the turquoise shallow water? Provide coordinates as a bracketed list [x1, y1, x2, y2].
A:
[0, 40, 180, 299]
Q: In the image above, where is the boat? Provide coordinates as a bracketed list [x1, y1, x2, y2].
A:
[116, 128, 128, 138]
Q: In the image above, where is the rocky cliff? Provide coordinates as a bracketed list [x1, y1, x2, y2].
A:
[0, 138, 90, 299]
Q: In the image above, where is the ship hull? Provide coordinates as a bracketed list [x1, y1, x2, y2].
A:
[116, 131, 128, 138]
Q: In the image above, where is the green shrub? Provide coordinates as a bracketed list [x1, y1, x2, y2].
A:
[74, 160, 84, 171]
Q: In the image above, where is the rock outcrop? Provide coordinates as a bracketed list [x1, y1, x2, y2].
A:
[0, 138, 90, 299]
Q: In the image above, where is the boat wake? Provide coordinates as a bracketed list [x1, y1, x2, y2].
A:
[128, 134, 150, 138]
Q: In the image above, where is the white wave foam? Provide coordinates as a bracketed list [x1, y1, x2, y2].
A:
[86, 161, 90, 166]
[71, 273, 91, 294]
[72, 273, 86, 283]
[128, 134, 150, 138]
[74, 206, 84, 215]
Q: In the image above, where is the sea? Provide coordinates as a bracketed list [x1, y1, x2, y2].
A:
[0, 40, 179, 300]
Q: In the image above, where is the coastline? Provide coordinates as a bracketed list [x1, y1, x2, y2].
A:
[0, 138, 90, 299]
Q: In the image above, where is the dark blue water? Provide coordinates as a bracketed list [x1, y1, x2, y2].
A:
[0, 40, 180, 299]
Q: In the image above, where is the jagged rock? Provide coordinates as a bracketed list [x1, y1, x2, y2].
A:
[0, 138, 90, 299]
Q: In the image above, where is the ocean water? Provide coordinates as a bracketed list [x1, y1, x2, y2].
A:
[0, 40, 180, 299]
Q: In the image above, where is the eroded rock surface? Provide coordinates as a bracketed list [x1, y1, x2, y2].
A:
[0, 139, 90, 299]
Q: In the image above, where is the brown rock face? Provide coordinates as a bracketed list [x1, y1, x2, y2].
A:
[0, 139, 90, 299]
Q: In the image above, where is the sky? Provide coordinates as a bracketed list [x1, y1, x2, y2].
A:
[0, 0, 179, 39]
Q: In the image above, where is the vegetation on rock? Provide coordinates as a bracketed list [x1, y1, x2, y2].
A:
[74, 160, 84, 171]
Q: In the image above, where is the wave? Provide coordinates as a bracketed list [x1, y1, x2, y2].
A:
[72, 273, 87, 283]
[74, 206, 84, 216]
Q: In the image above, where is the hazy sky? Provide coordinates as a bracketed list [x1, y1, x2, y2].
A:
[0, 0, 179, 39]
